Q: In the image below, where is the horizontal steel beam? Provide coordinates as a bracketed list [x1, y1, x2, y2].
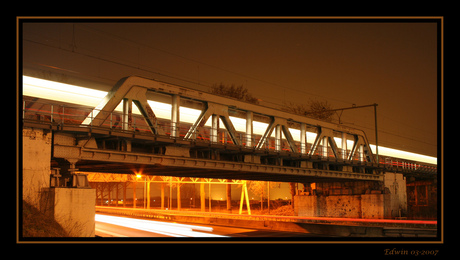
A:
[53, 144, 383, 182]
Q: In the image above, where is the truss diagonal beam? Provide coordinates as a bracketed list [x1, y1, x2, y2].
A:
[256, 117, 297, 152]
[81, 77, 162, 135]
[184, 102, 240, 146]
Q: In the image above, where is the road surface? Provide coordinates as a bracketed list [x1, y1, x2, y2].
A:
[95, 213, 326, 238]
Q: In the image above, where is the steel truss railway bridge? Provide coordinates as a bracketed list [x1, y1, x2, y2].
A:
[23, 76, 436, 184]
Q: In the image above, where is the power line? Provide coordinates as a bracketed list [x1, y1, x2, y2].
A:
[77, 24, 355, 106]
[24, 25, 437, 153]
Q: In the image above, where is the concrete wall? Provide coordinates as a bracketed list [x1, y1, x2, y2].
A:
[41, 187, 96, 237]
[294, 173, 406, 219]
[362, 194, 385, 218]
[294, 194, 384, 219]
[23, 128, 52, 209]
[383, 172, 407, 218]
[325, 195, 363, 218]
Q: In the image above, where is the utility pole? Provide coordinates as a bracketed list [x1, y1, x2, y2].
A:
[324, 103, 379, 163]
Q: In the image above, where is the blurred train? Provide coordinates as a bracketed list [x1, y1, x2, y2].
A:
[22, 75, 437, 175]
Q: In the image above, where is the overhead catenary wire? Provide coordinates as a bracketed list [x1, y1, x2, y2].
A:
[23, 24, 435, 155]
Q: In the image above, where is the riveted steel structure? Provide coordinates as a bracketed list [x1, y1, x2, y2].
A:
[23, 76, 436, 183]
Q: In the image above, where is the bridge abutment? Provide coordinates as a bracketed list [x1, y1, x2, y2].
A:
[22, 128, 96, 237]
[40, 187, 95, 237]
[23, 128, 52, 209]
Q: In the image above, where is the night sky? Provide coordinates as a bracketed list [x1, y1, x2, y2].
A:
[22, 18, 439, 157]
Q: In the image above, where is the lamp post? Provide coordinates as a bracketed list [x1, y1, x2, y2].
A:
[323, 103, 379, 163]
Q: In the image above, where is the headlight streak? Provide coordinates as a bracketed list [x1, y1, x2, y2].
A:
[95, 214, 228, 238]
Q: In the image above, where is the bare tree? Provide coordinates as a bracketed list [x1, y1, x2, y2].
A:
[283, 99, 334, 122]
[210, 83, 259, 104]
[248, 181, 277, 211]
[248, 181, 265, 210]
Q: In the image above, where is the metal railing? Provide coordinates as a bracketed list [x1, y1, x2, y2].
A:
[23, 99, 436, 174]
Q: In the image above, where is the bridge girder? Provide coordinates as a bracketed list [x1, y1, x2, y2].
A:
[24, 76, 438, 181]
[80, 76, 376, 164]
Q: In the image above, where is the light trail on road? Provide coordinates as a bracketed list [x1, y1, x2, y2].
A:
[95, 214, 229, 238]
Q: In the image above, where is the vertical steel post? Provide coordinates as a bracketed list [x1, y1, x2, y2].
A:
[374, 104, 379, 163]
[169, 177, 172, 209]
[275, 124, 282, 152]
[226, 180, 232, 212]
[115, 183, 119, 207]
[322, 136, 328, 158]
[200, 179, 205, 212]
[177, 181, 181, 211]
[122, 98, 132, 131]
[50, 104, 53, 123]
[300, 123, 307, 154]
[147, 180, 150, 209]
[123, 183, 126, 207]
[342, 132, 347, 160]
[267, 181, 270, 214]
[208, 181, 212, 212]
[171, 94, 180, 138]
[132, 181, 136, 208]
[108, 184, 112, 206]
[246, 111, 253, 147]
[211, 114, 219, 143]
[359, 144, 364, 162]
[161, 183, 165, 210]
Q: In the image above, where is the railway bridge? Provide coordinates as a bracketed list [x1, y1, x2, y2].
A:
[21, 75, 437, 237]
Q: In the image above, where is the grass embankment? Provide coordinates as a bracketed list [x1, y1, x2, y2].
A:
[22, 200, 68, 237]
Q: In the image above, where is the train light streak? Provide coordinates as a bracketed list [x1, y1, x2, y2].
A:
[22, 75, 436, 165]
[95, 214, 228, 237]
[369, 145, 436, 165]
[23, 75, 106, 107]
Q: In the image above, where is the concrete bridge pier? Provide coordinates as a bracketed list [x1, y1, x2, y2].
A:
[294, 172, 407, 219]
[22, 128, 95, 237]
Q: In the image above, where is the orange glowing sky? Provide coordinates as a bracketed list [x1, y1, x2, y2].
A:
[21, 18, 439, 157]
